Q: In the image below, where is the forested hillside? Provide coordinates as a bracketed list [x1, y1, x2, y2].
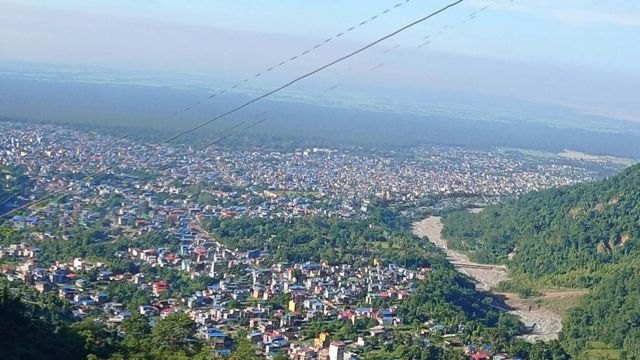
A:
[442, 164, 640, 357]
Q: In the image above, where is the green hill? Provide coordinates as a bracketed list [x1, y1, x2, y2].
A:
[442, 164, 640, 357]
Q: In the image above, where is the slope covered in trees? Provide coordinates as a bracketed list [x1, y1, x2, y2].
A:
[442, 163, 640, 356]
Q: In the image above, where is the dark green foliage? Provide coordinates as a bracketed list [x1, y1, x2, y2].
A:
[442, 164, 640, 355]
[506, 341, 570, 360]
[150, 312, 196, 353]
[562, 265, 640, 356]
[398, 267, 503, 327]
[0, 283, 89, 360]
[443, 164, 640, 282]
[205, 202, 429, 268]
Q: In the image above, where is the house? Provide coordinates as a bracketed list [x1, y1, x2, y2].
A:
[377, 310, 393, 326]
[34, 281, 52, 293]
[470, 354, 490, 360]
[329, 341, 345, 360]
[290, 345, 318, 360]
[369, 325, 386, 337]
[246, 332, 263, 344]
[152, 280, 169, 296]
[91, 292, 110, 304]
[58, 285, 76, 300]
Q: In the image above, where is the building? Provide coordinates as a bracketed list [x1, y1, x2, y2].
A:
[329, 341, 345, 360]
[314, 331, 331, 349]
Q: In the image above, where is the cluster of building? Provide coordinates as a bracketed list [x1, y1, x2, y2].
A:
[0, 122, 609, 224]
[1, 237, 427, 359]
[2, 240, 528, 359]
[0, 121, 613, 359]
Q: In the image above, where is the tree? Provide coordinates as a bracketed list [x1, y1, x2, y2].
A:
[121, 313, 151, 352]
[151, 313, 195, 354]
[229, 339, 260, 360]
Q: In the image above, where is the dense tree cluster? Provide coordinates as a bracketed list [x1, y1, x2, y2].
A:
[0, 282, 260, 360]
[205, 202, 428, 268]
[442, 164, 640, 356]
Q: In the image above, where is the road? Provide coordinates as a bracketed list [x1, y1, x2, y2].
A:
[412, 216, 564, 342]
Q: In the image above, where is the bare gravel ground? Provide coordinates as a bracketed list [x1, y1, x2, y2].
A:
[412, 217, 509, 291]
[412, 216, 581, 342]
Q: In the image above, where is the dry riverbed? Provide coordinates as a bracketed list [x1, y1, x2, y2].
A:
[412, 216, 581, 342]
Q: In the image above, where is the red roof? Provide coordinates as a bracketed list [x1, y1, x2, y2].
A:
[471, 354, 489, 360]
[340, 311, 354, 318]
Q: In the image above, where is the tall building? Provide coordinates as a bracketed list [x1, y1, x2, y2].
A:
[209, 254, 217, 278]
[329, 341, 345, 360]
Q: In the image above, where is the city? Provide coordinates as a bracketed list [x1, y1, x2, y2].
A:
[0, 120, 626, 359]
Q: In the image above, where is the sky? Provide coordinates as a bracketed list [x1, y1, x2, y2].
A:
[1, 0, 639, 121]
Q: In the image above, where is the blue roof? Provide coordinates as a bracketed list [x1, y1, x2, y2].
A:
[302, 262, 321, 270]
[208, 332, 225, 338]
[11, 216, 38, 223]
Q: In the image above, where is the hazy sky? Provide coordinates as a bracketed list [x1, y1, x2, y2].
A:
[1, 0, 639, 121]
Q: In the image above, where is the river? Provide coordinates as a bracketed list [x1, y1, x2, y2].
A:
[412, 216, 564, 342]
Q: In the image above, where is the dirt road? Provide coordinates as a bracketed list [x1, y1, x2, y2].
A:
[412, 216, 569, 342]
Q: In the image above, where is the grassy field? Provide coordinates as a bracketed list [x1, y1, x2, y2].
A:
[579, 342, 622, 360]
[534, 291, 587, 316]
[495, 146, 558, 159]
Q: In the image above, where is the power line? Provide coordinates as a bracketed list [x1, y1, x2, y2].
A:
[0, 134, 129, 209]
[0, 0, 465, 221]
[324, 1, 502, 91]
[198, 116, 269, 152]
[158, 0, 465, 146]
[1, 166, 111, 220]
[173, 0, 415, 115]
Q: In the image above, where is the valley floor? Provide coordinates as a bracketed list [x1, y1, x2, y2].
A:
[412, 216, 586, 342]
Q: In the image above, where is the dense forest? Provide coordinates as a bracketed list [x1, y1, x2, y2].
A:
[442, 164, 640, 356]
